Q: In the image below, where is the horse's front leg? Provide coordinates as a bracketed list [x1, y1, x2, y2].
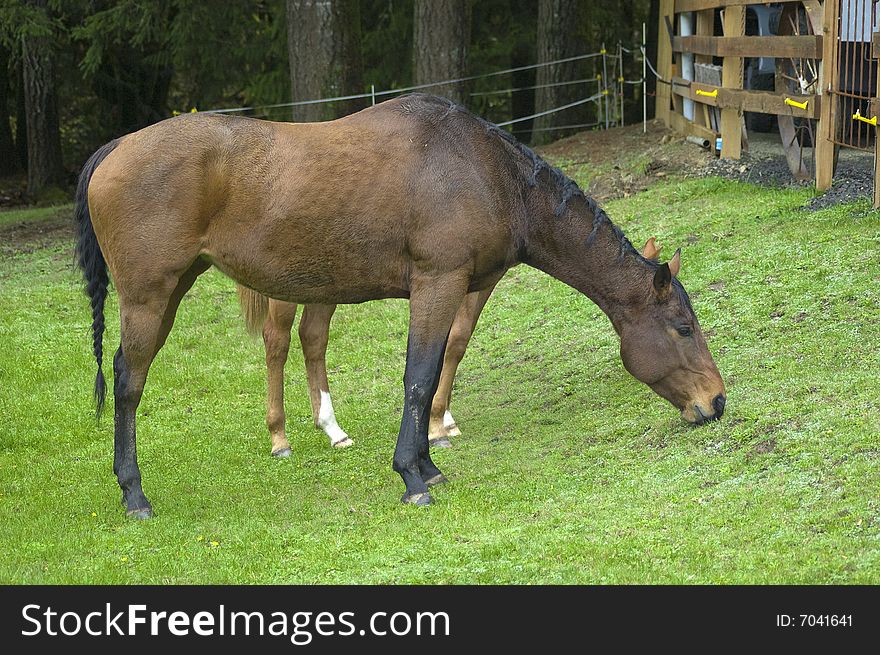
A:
[394, 274, 468, 505]
[428, 282, 496, 446]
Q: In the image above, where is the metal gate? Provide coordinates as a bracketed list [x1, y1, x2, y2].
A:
[780, 1, 878, 181]
[829, 0, 878, 152]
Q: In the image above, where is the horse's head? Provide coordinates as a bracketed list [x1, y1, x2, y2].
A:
[618, 243, 726, 425]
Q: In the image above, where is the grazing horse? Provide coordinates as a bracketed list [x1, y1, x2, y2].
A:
[74, 94, 725, 517]
[238, 236, 664, 456]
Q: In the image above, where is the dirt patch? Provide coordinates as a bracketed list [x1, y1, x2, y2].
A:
[751, 438, 777, 455]
[703, 149, 806, 189]
[0, 209, 73, 256]
[806, 158, 874, 210]
[541, 121, 874, 210]
[538, 120, 714, 203]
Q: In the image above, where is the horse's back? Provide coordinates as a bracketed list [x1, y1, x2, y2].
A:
[86, 97, 520, 303]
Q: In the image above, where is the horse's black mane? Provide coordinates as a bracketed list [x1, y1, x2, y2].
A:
[399, 93, 650, 266]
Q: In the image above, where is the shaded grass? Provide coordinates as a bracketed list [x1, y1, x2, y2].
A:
[0, 203, 73, 227]
[0, 177, 878, 584]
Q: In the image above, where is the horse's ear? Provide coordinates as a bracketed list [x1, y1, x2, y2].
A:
[669, 248, 681, 277]
[642, 236, 662, 260]
[653, 262, 672, 295]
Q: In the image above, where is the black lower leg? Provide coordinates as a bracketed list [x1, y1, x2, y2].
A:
[113, 347, 152, 518]
[394, 337, 448, 503]
[417, 401, 444, 484]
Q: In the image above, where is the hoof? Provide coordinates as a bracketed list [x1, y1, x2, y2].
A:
[445, 424, 462, 438]
[272, 447, 292, 458]
[332, 437, 354, 449]
[401, 491, 433, 506]
[430, 437, 453, 449]
[424, 473, 448, 487]
[126, 507, 153, 520]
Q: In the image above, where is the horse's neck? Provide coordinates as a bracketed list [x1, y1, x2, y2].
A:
[522, 200, 649, 328]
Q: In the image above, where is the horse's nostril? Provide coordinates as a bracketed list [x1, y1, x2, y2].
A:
[712, 394, 726, 417]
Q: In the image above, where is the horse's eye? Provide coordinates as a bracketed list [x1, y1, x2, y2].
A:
[677, 326, 693, 337]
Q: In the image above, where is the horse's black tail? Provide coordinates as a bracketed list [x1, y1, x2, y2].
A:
[74, 139, 119, 419]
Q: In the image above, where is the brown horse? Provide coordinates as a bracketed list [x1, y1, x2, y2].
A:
[238, 237, 664, 456]
[74, 94, 725, 517]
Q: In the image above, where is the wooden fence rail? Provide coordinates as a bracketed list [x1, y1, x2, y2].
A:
[672, 35, 823, 59]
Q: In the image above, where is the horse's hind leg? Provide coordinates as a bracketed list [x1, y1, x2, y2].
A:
[394, 273, 469, 505]
[428, 283, 495, 446]
[299, 304, 352, 448]
[263, 300, 298, 457]
[113, 261, 207, 518]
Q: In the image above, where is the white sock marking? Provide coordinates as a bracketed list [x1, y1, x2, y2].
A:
[318, 391, 349, 444]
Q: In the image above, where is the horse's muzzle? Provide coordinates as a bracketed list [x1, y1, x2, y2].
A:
[690, 394, 726, 425]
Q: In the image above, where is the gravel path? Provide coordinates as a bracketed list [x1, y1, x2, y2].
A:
[699, 135, 875, 210]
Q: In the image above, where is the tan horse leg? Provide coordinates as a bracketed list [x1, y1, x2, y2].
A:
[114, 260, 208, 518]
[428, 283, 496, 446]
[263, 300, 298, 457]
[299, 304, 352, 448]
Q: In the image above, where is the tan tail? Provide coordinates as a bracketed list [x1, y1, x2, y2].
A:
[237, 284, 269, 336]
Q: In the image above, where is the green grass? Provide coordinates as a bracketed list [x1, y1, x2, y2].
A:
[0, 203, 73, 227]
[0, 176, 878, 584]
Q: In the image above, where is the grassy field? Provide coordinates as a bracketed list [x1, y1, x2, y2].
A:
[0, 172, 878, 584]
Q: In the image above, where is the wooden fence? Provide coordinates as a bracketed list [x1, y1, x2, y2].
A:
[655, 0, 880, 207]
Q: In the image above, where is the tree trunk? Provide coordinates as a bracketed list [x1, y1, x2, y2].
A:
[286, 0, 366, 122]
[413, 0, 471, 105]
[21, 0, 64, 196]
[510, 0, 539, 142]
[533, 0, 584, 145]
[15, 62, 28, 173]
[332, 0, 365, 117]
[0, 45, 20, 176]
[619, 0, 640, 125]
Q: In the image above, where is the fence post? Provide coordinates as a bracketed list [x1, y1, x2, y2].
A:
[874, 125, 880, 208]
[816, 0, 838, 192]
[720, 5, 745, 159]
[602, 42, 610, 129]
[656, 0, 674, 125]
[643, 21, 648, 132]
[619, 42, 625, 127]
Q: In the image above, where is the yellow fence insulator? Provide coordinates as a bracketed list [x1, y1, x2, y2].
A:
[852, 109, 877, 126]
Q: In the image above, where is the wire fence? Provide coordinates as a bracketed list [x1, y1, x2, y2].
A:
[198, 40, 652, 141]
